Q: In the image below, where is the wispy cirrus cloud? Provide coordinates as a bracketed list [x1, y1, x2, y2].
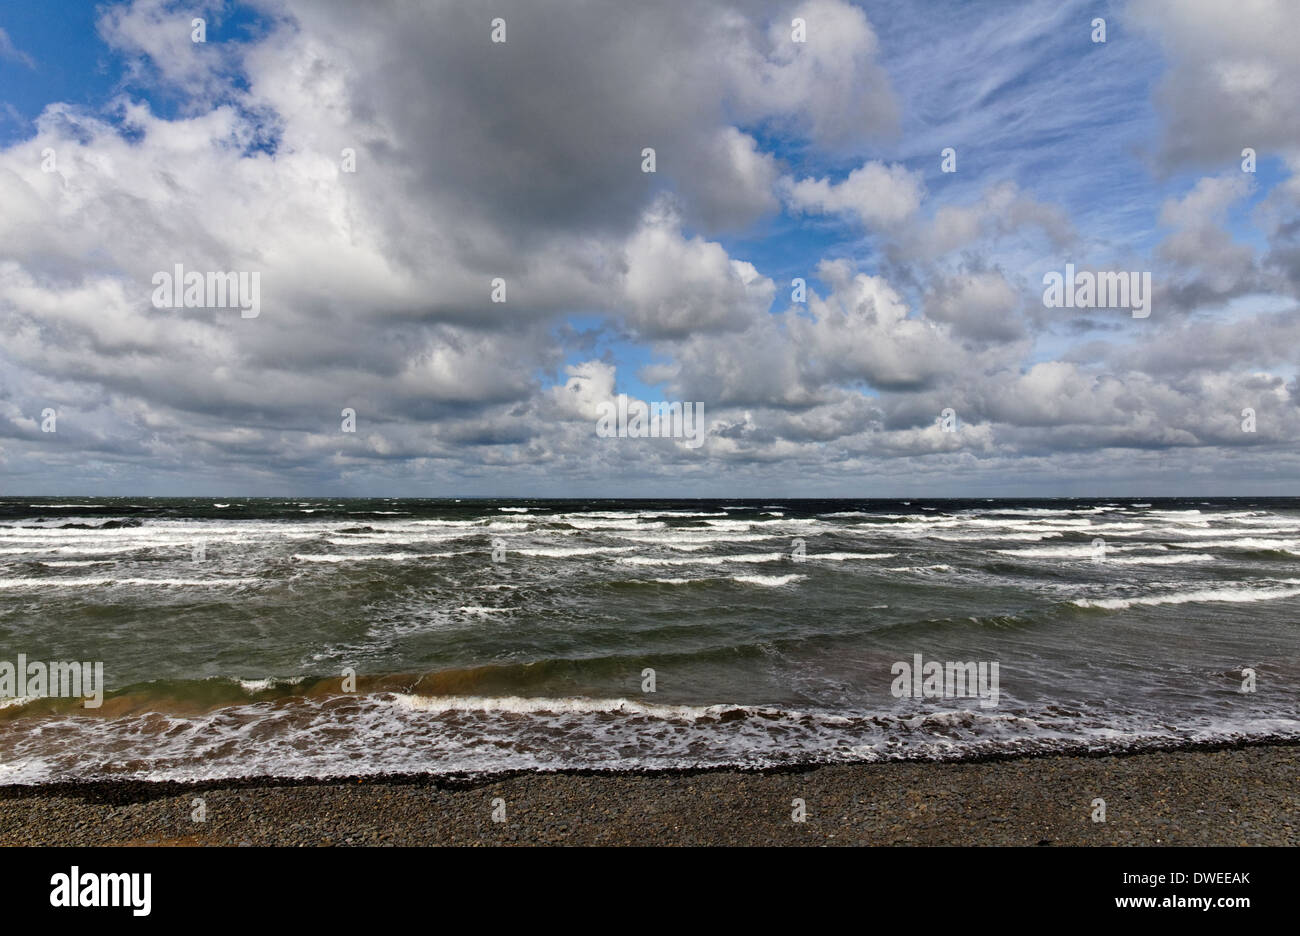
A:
[0, 27, 35, 68]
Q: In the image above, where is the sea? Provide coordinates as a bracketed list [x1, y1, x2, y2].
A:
[0, 496, 1296, 784]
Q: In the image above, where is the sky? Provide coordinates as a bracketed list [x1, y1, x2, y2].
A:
[0, 0, 1297, 497]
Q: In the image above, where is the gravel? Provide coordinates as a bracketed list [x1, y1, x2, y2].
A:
[1, 743, 1295, 846]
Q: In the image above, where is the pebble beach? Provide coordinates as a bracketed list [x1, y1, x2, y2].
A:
[2, 742, 1295, 847]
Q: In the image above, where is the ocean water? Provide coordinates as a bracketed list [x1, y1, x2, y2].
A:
[0, 496, 1297, 784]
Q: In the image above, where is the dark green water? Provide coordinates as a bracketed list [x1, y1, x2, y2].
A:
[0, 497, 1296, 782]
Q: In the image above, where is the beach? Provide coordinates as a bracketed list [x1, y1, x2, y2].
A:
[2, 742, 1295, 847]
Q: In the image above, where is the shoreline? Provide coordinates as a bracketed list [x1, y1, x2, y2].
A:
[3, 740, 1296, 846]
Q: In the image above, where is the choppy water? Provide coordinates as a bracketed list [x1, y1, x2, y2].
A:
[0, 497, 1297, 783]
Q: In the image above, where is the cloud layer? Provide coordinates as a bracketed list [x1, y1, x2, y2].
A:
[0, 0, 1297, 495]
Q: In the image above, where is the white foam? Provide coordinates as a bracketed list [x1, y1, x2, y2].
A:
[389, 694, 782, 718]
[0, 546, 141, 556]
[237, 677, 306, 692]
[513, 546, 637, 557]
[0, 577, 258, 588]
[927, 532, 1063, 542]
[995, 546, 1110, 558]
[1176, 538, 1300, 550]
[554, 518, 666, 531]
[35, 560, 114, 567]
[803, 552, 896, 561]
[730, 573, 807, 587]
[1073, 580, 1300, 609]
[2, 692, 1297, 783]
[323, 534, 469, 545]
[1104, 554, 1217, 565]
[617, 553, 784, 567]
[614, 532, 775, 545]
[641, 511, 729, 518]
[292, 553, 448, 562]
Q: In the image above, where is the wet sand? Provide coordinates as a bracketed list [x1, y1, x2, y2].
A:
[1, 743, 1296, 846]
